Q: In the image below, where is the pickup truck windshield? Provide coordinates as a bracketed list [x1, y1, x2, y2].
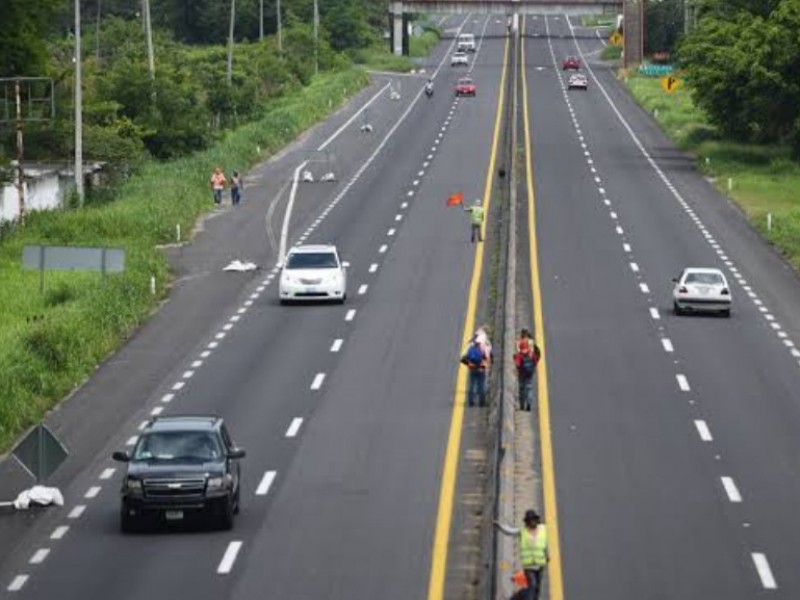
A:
[133, 432, 223, 461]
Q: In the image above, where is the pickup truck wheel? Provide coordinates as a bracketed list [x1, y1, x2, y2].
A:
[120, 508, 138, 533]
[217, 498, 234, 531]
[233, 486, 241, 515]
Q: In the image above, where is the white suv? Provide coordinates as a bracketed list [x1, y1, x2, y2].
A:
[279, 245, 348, 304]
[457, 33, 476, 52]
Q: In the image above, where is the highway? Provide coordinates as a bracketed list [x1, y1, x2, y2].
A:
[524, 14, 800, 599]
[0, 14, 509, 600]
[4, 10, 800, 600]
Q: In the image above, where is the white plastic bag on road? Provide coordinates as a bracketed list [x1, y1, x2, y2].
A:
[223, 260, 258, 272]
[13, 486, 64, 510]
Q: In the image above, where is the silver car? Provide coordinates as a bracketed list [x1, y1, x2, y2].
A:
[672, 267, 731, 317]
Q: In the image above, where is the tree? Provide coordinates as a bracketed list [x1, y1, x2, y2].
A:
[323, 0, 376, 52]
[0, 0, 61, 76]
[645, 0, 684, 55]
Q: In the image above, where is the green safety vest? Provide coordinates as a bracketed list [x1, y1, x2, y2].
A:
[469, 206, 484, 225]
[520, 525, 548, 568]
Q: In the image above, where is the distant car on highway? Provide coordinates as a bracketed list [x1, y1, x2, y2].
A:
[457, 32, 476, 52]
[451, 51, 469, 67]
[672, 267, 731, 317]
[455, 77, 477, 97]
[567, 73, 588, 90]
[113, 416, 246, 532]
[279, 244, 348, 304]
[562, 56, 580, 70]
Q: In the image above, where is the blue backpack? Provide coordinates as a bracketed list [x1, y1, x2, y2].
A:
[466, 343, 484, 366]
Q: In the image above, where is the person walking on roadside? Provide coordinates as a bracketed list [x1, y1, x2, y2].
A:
[495, 510, 549, 600]
[513, 328, 541, 411]
[210, 167, 227, 205]
[464, 198, 485, 243]
[231, 171, 243, 206]
[461, 326, 492, 407]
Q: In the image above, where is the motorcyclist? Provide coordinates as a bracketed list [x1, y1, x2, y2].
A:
[425, 78, 434, 97]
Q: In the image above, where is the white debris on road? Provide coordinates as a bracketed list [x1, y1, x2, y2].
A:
[223, 260, 258, 272]
[12, 486, 64, 510]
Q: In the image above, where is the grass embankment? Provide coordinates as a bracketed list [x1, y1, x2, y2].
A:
[351, 47, 414, 72]
[581, 15, 616, 27]
[601, 45, 622, 61]
[0, 68, 369, 452]
[624, 75, 800, 268]
[410, 27, 441, 58]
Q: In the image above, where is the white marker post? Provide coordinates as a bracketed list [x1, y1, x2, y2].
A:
[176, 224, 181, 242]
[767, 213, 773, 232]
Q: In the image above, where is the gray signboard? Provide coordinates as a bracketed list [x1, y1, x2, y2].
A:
[22, 245, 125, 291]
[12, 424, 69, 483]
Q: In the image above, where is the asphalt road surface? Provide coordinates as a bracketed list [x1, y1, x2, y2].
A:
[524, 14, 800, 600]
[0, 15, 510, 600]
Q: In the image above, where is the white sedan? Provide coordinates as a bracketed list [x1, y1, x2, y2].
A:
[451, 52, 469, 67]
[567, 73, 588, 90]
[279, 244, 348, 304]
[672, 267, 731, 317]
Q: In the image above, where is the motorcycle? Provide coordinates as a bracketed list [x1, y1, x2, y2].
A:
[425, 84, 434, 98]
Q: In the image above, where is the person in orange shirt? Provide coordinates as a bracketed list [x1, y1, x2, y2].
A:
[210, 167, 227, 205]
[513, 328, 541, 411]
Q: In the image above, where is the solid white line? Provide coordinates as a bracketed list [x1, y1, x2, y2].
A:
[358, 285, 368, 295]
[369, 263, 378, 273]
[331, 339, 343, 352]
[752, 553, 777, 589]
[694, 420, 713, 441]
[50, 526, 69, 540]
[279, 161, 309, 264]
[7, 575, 28, 592]
[649, 307, 660, 320]
[29, 549, 50, 564]
[255, 471, 277, 496]
[345, 309, 356, 321]
[721, 477, 742, 502]
[68, 505, 86, 519]
[217, 541, 243, 575]
[285, 418, 304, 438]
[676, 374, 690, 392]
[661, 338, 674, 353]
[317, 82, 392, 152]
[84, 486, 101, 499]
[99, 468, 115, 480]
[311, 373, 326, 390]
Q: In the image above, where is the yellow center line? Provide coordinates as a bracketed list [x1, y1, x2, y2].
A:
[426, 34, 510, 600]
[521, 17, 565, 600]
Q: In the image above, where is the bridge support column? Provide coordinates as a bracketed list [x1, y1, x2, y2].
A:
[623, 0, 643, 67]
[391, 2, 405, 56]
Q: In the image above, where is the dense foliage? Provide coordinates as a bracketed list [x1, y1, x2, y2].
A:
[678, 0, 800, 155]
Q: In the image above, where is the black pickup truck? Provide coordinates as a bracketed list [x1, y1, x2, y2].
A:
[112, 416, 245, 532]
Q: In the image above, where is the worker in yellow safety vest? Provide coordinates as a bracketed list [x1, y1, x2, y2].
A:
[495, 509, 549, 600]
[464, 198, 485, 243]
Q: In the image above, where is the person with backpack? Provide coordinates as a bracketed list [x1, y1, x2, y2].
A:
[513, 328, 541, 411]
[462, 327, 492, 407]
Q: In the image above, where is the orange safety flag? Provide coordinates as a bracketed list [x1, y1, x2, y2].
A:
[447, 192, 463, 206]
[512, 570, 529, 590]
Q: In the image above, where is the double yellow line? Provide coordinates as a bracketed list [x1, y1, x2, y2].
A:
[427, 17, 564, 600]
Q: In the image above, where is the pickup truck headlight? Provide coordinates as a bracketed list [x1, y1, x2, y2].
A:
[125, 478, 143, 493]
[207, 476, 228, 490]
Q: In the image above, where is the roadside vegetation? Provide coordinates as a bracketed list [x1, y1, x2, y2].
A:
[624, 0, 800, 269]
[0, 0, 436, 451]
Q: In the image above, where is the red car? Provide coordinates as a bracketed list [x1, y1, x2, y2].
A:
[562, 56, 580, 70]
[455, 77, 476, 97]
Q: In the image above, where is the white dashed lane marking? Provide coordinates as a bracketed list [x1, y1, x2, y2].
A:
[358, 285, 368, 295]
[331, 339, 343, 352]
[161, 393, 174, 403]
[676, 374, 691, 392]
[171, 382, 185, 391]
[7, 575, 28, 592]
[379, 245, 388, 254]
[369, 263, 378, 273]
[99, 468, 115, 480]
[50, 526, 69, 540]
[84, 486, 101, 499]
[68, 505, 86, 519]
[661, 338, 674, 353]
[752, 553, 777, 589]
[217, 541, 243, 575]
[29, 549, 50, 565]
[694, 420, 713, 442]
[720, 477, 742, 502]
[151, 406, 164, 416]
[630, 262, 639, 273]
[345, 309, 356, 322]
[126, 436, 138, 446]
[285, 418, 304, 438]
[649, 308, 660, 320]
[310, 373, 326, 390]
[256, 471, 277, 496]
[639, 283, 650, 294]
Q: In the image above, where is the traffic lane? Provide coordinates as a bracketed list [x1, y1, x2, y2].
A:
[523, 21, 759, 598]
[227, 31, 508, 600]
[549, 18, 800, 592]
[0, 25, 505, 598]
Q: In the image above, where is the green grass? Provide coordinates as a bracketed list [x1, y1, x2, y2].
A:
[581, 15, 616, 27]
[350, 47, 414, 72]
[624, 74, 800, 267]
[409, 28, 441, 58]
[601, 45, 622, 60]
[0, 67, 369, 452]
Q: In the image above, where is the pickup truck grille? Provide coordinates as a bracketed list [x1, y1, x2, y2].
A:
[143, 478, 206, 499]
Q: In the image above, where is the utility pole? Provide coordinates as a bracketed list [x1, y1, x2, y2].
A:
[277, 0, 283, 52]
[227, 0, 235, 86]
[313, 0, 319, 75]
[14, 79, 26, 223]
[143, 0, 155, 79]
[259, 0, 263, 40]
[75, 0, 84, 205]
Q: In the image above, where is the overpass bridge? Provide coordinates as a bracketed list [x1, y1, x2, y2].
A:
[389, 0, 642, 66]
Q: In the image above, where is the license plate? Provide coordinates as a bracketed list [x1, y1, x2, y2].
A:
[306, 287, 318, 293]
[164, 510, 184, 521]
